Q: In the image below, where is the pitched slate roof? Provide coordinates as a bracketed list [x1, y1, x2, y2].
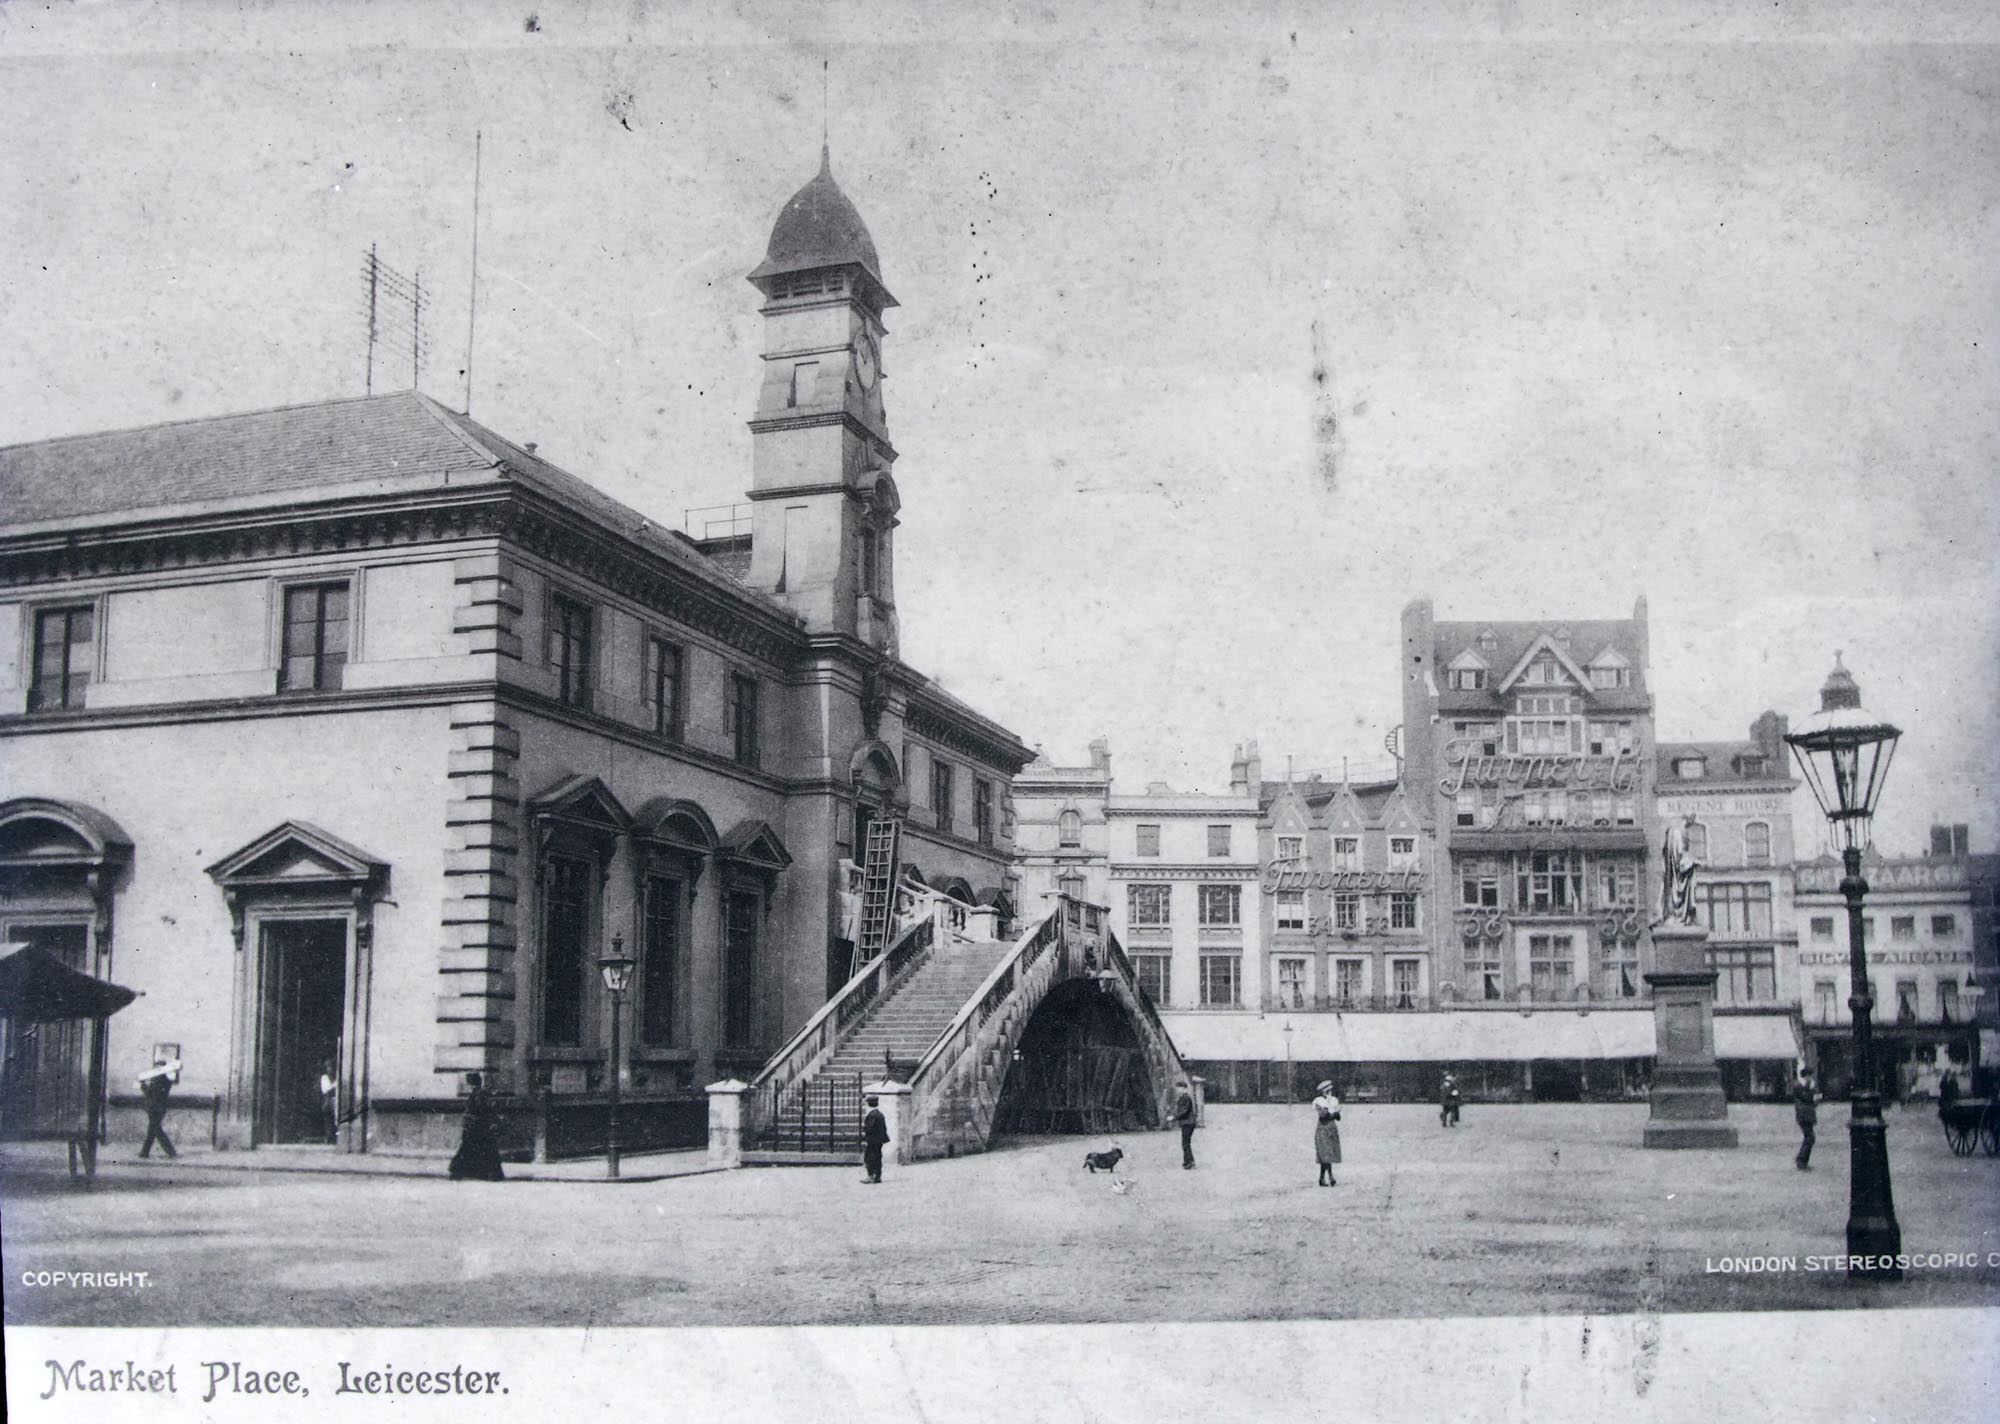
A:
[1430, 616, 1649, 713]
[0, 390, 787, 617]
[0, 392, 492, 525]
[1655, 739, 1790, 787]
[1259, 778, 1401, 823]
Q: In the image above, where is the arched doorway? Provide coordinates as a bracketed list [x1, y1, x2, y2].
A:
[992, 979, 1161, 1137]
[0, 798, 132, 1140]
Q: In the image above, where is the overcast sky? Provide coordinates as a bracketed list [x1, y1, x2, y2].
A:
[3, 1, 1995, 855]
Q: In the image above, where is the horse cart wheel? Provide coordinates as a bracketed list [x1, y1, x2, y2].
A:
[1981, 1109, 2000, 1157]
[1944, 1116, 1979, 1156]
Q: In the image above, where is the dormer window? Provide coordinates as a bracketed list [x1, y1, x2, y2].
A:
[1674, 757, 1706, 780]
[1738, 754, 1766, 776]
[1477, 630, 1499, 654]
[1447, 650, 1488, 691]
[1586, 647, 1631, 690]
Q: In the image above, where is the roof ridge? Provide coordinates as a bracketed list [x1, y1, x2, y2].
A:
[406, 392, 509, 472]
[0, 389, 425, 455]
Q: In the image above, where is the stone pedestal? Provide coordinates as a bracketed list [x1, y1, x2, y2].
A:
[1642, 924, 1738, 1149]
[705, 1078, 748, 1168]
[866, 1080, 912, 1165]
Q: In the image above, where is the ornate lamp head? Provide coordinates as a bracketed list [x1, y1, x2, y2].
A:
[596, 934, 636, 996]
[1783, 652, 1900, 854]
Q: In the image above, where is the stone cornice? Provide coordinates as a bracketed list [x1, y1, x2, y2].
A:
[0, 679, 495, 737]
[493, 684, 791, 794]
[904, 693, 1034, 775]
[746, 409, 897, 464]
[0, 482, 812, 667]
[1109, 865, 1262, 881]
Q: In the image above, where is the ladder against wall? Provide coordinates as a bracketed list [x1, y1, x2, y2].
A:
[854, 817, 901, 966]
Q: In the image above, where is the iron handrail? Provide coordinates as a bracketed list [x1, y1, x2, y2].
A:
[907, 902, 1068, 1093]
[746, 915, 935, 1132]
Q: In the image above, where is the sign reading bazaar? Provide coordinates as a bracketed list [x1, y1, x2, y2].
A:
[1434, 740, 1643, 797]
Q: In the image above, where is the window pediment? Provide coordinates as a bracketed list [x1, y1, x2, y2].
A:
[0, 798, 134, 870]
[206, 821, 388, 896]
[717, 819, 793, 873]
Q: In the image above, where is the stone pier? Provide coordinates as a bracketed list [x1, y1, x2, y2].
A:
[1642, 922, 1738, 1149]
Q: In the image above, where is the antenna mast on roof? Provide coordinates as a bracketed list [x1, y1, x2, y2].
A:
[465, 129, 482, 414]
[361, 249, 431, 395]
[822, 59, 829, 153]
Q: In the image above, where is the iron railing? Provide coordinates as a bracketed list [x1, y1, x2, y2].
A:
[748, 915, 934, 1139]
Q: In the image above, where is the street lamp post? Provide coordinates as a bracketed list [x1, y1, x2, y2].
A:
[1283, 1021, 1295, 1103]
[1785, 653, 1903, 1282]
[597, 936, 636, 1180]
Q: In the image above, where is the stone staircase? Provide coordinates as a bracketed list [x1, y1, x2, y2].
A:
[743, 929, 1012, 1165]
[821, 937, 1015, 1080]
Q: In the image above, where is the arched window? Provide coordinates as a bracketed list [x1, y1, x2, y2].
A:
[1684, 822, 1709, 862]
[1744, 821, 1771, 866]
[1058, 810, 1082, 848]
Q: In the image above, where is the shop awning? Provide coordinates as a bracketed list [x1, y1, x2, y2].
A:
[1714, 1014, 1802, 1061]
[0, 940, 138, 1022]
[1162, 1009, 1658, 1063]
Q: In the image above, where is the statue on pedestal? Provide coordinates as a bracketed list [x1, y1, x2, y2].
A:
[1655, 813, 1702, 928]
[1642, 813, 1737, 1149]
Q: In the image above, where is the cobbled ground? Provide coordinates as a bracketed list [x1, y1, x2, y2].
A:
[5, 1102, 1996, 1326]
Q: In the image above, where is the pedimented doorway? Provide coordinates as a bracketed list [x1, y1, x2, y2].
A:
[254, 917, 347, 1144]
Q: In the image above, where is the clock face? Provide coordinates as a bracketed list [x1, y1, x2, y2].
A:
[853, 332, 878, 390]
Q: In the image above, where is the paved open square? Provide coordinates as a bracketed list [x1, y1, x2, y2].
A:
[5, 1103, 1997, 1328]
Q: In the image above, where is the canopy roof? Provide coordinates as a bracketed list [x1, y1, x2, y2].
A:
[0, 941, 138, 1022]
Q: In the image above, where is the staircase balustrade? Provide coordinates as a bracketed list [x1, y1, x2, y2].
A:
[748, 914, 935, 1140]
[905, 904, 1075, 1149]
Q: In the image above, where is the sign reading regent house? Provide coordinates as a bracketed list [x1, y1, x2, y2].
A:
[1435, 740, 1643, 796]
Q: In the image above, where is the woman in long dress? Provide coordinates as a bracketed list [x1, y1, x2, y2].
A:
[1311, 1080, 1342, 1187]
[448, 1072, 506, 1181]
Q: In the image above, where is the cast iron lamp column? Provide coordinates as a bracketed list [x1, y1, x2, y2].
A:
[597, 937, 636, 1180]
[1785, 654, 1903, 1282]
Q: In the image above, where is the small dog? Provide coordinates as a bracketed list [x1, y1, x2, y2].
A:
[1083, 1146, 1124, 1174]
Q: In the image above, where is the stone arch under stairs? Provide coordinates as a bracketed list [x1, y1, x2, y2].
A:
[901, 906, 1188, 1160]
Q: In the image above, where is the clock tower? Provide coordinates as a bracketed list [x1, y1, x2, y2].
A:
[744, 145, 900, 653]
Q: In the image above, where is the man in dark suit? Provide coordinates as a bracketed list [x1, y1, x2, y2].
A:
[1792, 1068, 1819, 1170]
[1172, 1080, 1197, 1169]
[137, 1059, 178, 1159]
[861, 1095, 889, 1183]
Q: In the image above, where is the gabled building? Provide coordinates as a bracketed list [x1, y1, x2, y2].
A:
[0, 149, 1032, 1156]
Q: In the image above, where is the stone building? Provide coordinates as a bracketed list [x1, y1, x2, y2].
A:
[0, 148, 1032, 1157]
[1793, 835, 1996, 1098]
[1013, 740, 1264, 1015]
[1654, 712, 1805, 1098]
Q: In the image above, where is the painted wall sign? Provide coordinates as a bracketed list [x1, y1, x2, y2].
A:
[1435, 740, 1642, 796]
[1453, 909, 1643, 941]
[1656, 795, 1789, 818]
[1798, 949, 1973, 967]
[1278, 920, 1422, 941]
[1262, 863, 1422, 895]
[1795, 860, 1972, 894]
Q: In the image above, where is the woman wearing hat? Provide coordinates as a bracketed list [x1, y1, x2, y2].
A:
[1311, 1081, 1342, 1186]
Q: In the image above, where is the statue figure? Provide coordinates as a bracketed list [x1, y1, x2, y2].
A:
[836, 857, 864, 944]
[1655, 814, 1702, 927]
